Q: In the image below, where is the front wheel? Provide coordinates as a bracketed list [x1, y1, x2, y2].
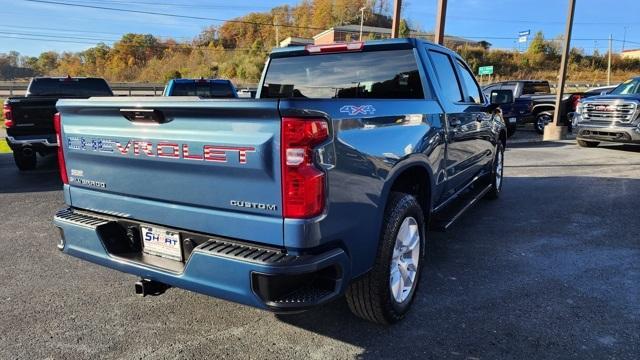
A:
[535, 113, 552, 134]
[577, 139, 599, 148]
[486, 141, 505, 200]
[346, 192, 426, 324]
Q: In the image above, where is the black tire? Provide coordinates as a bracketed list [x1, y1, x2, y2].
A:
[346, 192, 426, 324]
[13, 150, 37, 171]
[486, 141, 505, 200]
[535, 112, 552, 134]
[577, 139, 599, 148]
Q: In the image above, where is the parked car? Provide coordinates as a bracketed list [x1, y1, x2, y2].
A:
[574, 76, 640, 147]
[163, 78, 237, 98]
[3, 76, 112, 170]
[582, 84, 618, 98]
[482, 87, 526, 137]
[53, 39, 508, 324]
[483, 80, 580, 134]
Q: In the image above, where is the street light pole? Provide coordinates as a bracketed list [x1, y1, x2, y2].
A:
[544, 0, 576, 141]
[359, 6, 367, 41]
[607, 34, 612, 86]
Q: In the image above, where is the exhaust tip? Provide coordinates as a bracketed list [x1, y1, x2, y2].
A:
[22, 147, 34, 157]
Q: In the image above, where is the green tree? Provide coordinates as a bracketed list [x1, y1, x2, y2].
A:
[399, 19, 410, 37]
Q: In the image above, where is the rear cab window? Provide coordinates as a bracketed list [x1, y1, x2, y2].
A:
[261, 49, 424, 99]
[169, 81, 237, 98]
[522, 81, 550, 95]
[27, 78, 112, 97]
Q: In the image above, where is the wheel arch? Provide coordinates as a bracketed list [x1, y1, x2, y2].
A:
[381, 159, 435, 220]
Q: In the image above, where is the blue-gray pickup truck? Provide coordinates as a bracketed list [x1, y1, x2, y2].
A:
[53, 39, 508, 324]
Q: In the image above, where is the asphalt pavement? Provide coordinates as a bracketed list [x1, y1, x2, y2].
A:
[0, 140, 638, 359]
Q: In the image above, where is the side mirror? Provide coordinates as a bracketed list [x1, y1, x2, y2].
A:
[490, 89, 514, 105]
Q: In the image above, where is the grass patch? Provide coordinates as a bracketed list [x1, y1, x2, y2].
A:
[0, 139, 11, 154]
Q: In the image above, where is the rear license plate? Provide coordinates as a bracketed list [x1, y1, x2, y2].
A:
[509, 117, 517, 124]
[141, 225, 182, 261]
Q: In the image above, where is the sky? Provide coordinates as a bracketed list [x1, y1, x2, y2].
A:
[1, 0, 639, 57]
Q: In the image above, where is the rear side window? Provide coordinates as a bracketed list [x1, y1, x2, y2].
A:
[170, 82, 236, 98]
[456, 59, 483, 103]
[428, 51, 463, 103]
[27, 78, 112, 97]
[262, 49, 424, 99]
[522, 82, 550, 95]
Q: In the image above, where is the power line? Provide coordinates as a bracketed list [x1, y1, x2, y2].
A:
[24, 0, 324, 30]
[0, 24, 194, 40]
[61, 0, 274, 10]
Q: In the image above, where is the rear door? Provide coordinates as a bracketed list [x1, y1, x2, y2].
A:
[58, 97, 284, 246]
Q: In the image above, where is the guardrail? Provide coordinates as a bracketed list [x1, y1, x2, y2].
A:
[0, 81, 259, 97]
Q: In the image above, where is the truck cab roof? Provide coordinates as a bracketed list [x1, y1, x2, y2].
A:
[269, 38, 455, 58]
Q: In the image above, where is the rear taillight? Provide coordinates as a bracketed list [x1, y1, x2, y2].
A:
[53, 112, 68, 184]
[571, 95, 582, 111]
[281, 117, 329, 218]
[3, 103, 13, 128]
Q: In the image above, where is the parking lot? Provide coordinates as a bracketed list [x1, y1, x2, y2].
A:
[0, 139, 638, 359]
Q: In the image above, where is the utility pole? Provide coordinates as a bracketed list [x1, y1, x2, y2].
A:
[274, 18, 279, 48]
[544, 0, 576, 141]
[391, 0, 402, 38]
[622, 26, 628, 52]
[607, 34, 612, 86]
[434, 0, 448, 45]
[359, 6, 367, 41]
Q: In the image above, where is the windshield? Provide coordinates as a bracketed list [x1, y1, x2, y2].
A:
[27, 78, 112, 97]
[169, 82, 236, 98]
[609, 78, 640, 95]
[261, 49, 424, 99]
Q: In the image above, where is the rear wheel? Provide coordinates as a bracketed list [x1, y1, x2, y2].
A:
[13, 150, 37, 171]
[346, 192, 426, 324]
[577, 139, 599, 148]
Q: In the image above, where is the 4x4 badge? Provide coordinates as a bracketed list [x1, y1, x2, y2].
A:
[340, 105, 376, 116]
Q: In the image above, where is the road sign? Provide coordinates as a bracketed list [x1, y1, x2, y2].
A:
[478, 65, 494, 76]
[518, 30, 531, 36]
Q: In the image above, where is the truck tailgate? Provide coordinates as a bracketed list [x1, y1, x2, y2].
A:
[57, 97, 284, 246]
[8, 97, 58, 136]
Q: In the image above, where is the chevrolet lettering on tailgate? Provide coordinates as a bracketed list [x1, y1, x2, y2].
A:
[67, 137, 256, 164]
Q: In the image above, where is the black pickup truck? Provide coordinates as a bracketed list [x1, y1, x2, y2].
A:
[3, 77, 112, 170]
[483, 80, 581, 134]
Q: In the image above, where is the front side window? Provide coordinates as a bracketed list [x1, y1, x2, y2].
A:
[262, 49, 424, 99]
[456, 60, 482, 104]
